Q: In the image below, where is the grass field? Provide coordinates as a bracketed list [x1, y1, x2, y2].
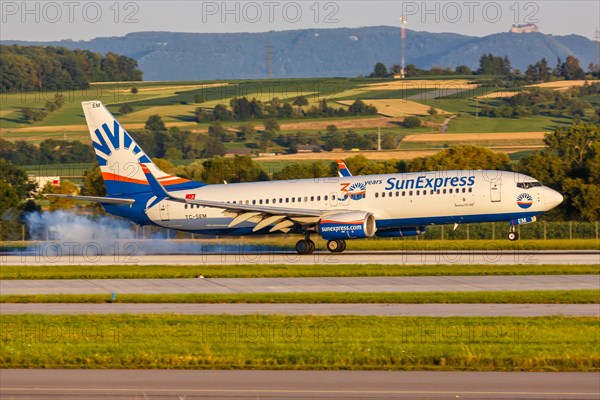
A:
[1, 264, 597, 280]
[2, 290, 597, 304]
[1, 315, 597, 371]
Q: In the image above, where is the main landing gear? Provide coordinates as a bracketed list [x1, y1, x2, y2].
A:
[507, 225, 520, 241]
[295, 236, 316, 255]
[295, 236, 347, 254]
[326, 239, 346, 253]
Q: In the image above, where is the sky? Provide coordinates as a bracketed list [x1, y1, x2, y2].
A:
[1, 0, 598, 42]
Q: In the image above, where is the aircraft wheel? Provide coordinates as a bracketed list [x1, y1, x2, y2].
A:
[507, 231, 519, 241]
[327, 240, 346, 253]
[326, 240, 340, 253]
[307, 240, 316, 254]
[296, 239, 311, 255]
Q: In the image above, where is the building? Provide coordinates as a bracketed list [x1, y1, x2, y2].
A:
[510, 24, 539, 33]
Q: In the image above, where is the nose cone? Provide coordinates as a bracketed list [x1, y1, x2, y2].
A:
[544, 187, 564, 210]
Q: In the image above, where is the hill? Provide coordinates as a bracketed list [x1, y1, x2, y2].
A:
[3, 27, 596, 81]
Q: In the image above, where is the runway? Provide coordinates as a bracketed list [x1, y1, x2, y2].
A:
[3, 250, 599, 265]
[1, 369, 598, 399]
[2, 303, 598, 316]
[2, 274, 598, 295]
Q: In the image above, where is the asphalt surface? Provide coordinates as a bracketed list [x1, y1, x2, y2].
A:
[4, 250, 599, 265]
[2, 274, 597, 295]
[1, 370, 598, 399]
[2, 303, 598, 316]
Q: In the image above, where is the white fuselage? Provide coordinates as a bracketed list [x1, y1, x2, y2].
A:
[143, 170, 556, 234]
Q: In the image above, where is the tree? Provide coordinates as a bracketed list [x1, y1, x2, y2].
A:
[208, 122, 228, 140]
[560, 56, 585, 80]
[293, 96, 309, 107]
[81, 166, 106, 197]
[21, 107, 47, 122]
[525, 58, 551, 82]
[202, 137, 226, 158]
[263, 118, 280, 133]
[477, 54, 512, 75]
[409, 145, 510, 171]
[518, 124, 599, 220]
[46, 179, 80, 211]
[145, 114, 166, 132]
[371, 62, 388, 78]
[427, 106, 438, 116]
[237, 124, 256, 141]
[403, 116, 421, 128]
[455, 65, 472, 75]
[213, 104, 232, 121]
[119, 103, 134, 114]
[0, 159, 36, 199]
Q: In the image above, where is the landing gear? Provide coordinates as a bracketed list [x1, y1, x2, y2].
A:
[507, 225, 519, 241]
[326, 239, 347, 253]
[295, 234, 316, 255]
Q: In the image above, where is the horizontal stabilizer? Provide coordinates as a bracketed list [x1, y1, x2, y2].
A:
[45, 194, 134, 205]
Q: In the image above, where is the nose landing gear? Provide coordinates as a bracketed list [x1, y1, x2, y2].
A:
[507, 225, 519, 241]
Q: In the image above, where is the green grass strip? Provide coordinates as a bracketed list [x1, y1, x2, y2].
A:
[1, 315, 597, 371]
[1, 264, 598, 280]
[1, 290, 598, 304]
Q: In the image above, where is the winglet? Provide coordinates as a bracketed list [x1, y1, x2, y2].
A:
[337, 160, 352, 177]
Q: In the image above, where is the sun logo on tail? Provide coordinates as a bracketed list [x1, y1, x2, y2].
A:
[92, 120, 151, 166]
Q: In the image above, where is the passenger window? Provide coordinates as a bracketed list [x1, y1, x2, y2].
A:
[462, 188, 466, 193]
[468, 188, 473, 193]
[324, 195, 328, 201]
[286, 198, 289, 203]
[402, 191, 406, 197]
[416, 190, 420, 196]
[396, 191, 399, 197]
[443, 189, 446, 194]
[375, 193, 379, 198]
[252, 200, 256, 205]
[185, 204, 188, 209]
[449, 189, 453, 194]
[409, 190, 413, 196]
[310, 196, 314, 202]
[317, 196, 321, 201]
[291, 198, 295, 203]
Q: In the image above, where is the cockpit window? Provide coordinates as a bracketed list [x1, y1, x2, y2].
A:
[517, 182, 542, 189]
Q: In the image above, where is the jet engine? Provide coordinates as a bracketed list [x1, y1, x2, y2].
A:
[318, 211, 377, 240]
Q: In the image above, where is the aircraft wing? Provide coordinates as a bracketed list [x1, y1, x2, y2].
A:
[45, 194, 135, 205]
[140, 164, 326, 232]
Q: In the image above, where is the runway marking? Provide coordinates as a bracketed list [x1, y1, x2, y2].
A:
[2, 387, 598, 396]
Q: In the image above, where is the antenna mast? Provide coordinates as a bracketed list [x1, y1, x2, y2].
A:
[400, 15, 407, 79]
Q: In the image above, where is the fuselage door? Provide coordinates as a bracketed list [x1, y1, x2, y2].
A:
[490, 180, 501, 202]
[159, 200, 170, 221]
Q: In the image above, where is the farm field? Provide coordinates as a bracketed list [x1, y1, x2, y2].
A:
[2, 77, 597, 165]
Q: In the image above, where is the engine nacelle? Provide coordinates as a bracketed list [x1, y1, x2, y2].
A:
[319, 212, 377, 240]
[375, 226, 427, 238]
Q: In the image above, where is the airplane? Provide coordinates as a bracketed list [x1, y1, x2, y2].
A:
[48, 101, 564, 254]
